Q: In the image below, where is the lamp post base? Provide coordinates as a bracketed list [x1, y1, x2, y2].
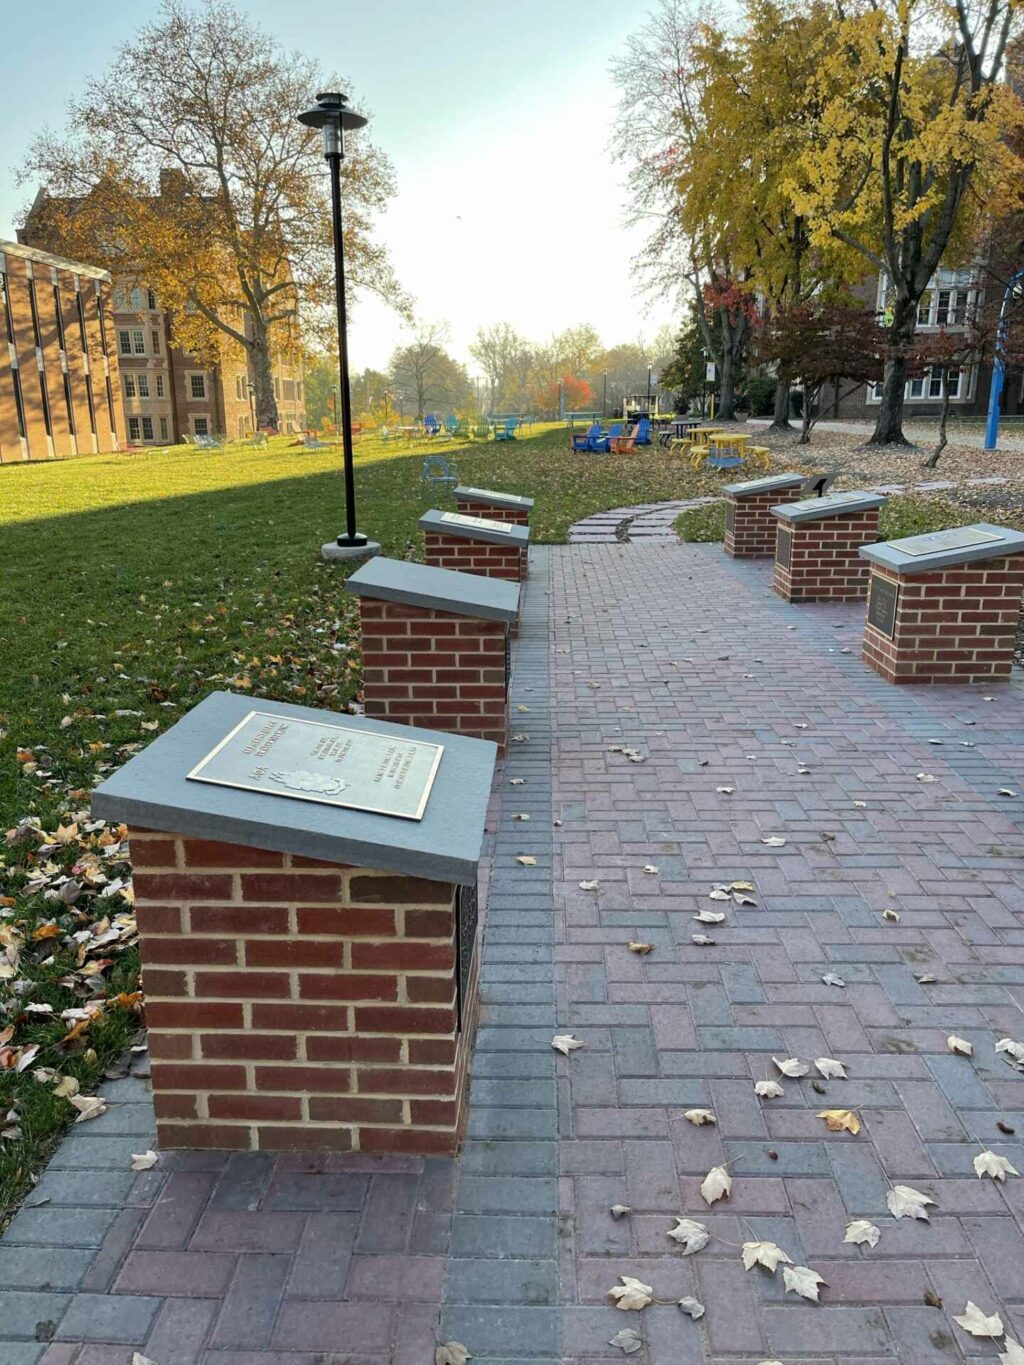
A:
[321, 536, 380, 562]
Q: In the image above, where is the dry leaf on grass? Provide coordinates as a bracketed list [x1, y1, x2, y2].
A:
[783, 1265, 826, 1301]
[814, 1058, 848, 1080]
[666, 1217, 710, 1254]
[609, 1328, 643, 1355]
[682, 1109, 717, 1126]
[887, 1184, 936, 1221]
[435, 1344, 472, 1365]
[551, 1034, 583, 1055]
[818, 1109, 861, 1135]
[701, 1164, 732, 1205]
[755, 1079, 785, 1099]
[130, 1151, 157, 1171]
[953, 1302, 1004, 1338]
[608, 1276, 654, 1311]
[741, 1241, 793, 1273]
[974, 1150, 1019, 1181]
[678, 1295, 705, 1320]
[844, 1219, 881, 1247]
[773, 1057, 809, 1078]
[947, 1034, 973, 1057]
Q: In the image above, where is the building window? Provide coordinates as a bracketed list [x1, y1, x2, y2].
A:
[132, 329, 145, 354]
[190, 373, 207, 399]
[155, 374, 165, 398]
[147, 289, 157, 310]
[27, 279, 42, 348]
[137, 374, 150, 399]
[152, 329, 160, 355]
[908, 376, 925, 399]
[193, 415, 209, 436]
[128, 415, 141, 441]
[296, 380, 303, 401]
[235, 375, 245, 401]
[160, 416, 168, 440]
[141, 416, 154, 440]
[124, 373, 137, 399]
[118, 330, 132, 356]
[53, 287, 66, 351]
[10, 367, 27, 439]
[274, 377, 281, 400]
[38, 373, 52, 435]
[0, 270, 14, 343]
[283, 379, 295, 401]
[76, 291, 88, 350]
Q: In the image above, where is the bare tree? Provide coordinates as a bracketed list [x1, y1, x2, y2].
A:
[470, 322, 533, 409]
[389, 321, 472, 417]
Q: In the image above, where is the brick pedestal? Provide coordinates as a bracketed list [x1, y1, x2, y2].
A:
[347, 557, 518, 753]
[420, 507, 529, 585]
[454, 486, 533, 578]
[860, 523, 1024, 683]
[93, 691, 497, 1156]
[772, 491, 885, 602]
[723, 473, 805, 557]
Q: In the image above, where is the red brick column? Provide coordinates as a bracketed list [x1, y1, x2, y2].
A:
[423, 531, 524, 583]
[724, 484, 805, 557]
[774, 508, 881, 602]
[131, 832, 477, 1155]
[862, 557, 1024, 683]
[358, 597, 508, 752]
[454, 498, 530, 578]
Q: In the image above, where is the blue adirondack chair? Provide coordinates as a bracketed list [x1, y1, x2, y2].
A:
[494, 417, 517, 442]
[444, 414, 459, 436]
[590, 423, 623, 453]
[422, 454, 459, 494]
[571, 421, 602, 452]
[635, 417, 652, 446]
[423, 414, 442, 437]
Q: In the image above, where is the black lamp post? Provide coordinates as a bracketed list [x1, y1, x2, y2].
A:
[298, 92, 378, 559]
[646, 365, 652, 416]
[602, 370, 608, 418]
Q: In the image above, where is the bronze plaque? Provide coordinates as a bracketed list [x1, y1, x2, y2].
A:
[867, 575, 899, 638]
[776, 527, 793, 570]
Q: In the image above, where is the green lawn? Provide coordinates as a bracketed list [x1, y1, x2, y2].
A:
[0, 421, 725, 1218]
[675, 492, 983, 543]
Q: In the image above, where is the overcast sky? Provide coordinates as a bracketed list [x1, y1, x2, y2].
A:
[0, 0, 679, 375]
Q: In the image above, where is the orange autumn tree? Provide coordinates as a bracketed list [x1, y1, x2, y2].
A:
[532, 375, 595, 416]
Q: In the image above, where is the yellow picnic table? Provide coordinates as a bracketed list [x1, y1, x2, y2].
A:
[706, 432, 751, 456]
[687, 427, 724, 448]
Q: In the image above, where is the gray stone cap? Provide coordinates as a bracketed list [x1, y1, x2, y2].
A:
[419, 508, 531, 547]
[91, 691, 497, 884]
[346, 555, 519, 623]
[772, 490, 886, 523]
[860, 521, 1024, 575]
[724, 472, 805, 498]
[454, 484, 535, 512]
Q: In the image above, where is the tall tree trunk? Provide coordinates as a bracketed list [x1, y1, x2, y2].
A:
[799, 403, 813, 445]
[869, 297, 917, 446]
[718, 343, 736, 420]
[769, 377, 791, 431]
[922, 369, 951, 468]
[250, 321, 280, 431]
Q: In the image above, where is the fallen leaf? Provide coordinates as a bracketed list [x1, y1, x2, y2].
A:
[694, 909, 725, 923]
[916, 772, 937, 783]
[678, 1295, 705, 1320]
[1000, 1340, 1024, 1365]
[924, 1288, 943, 1309]
[515, 855, 537, 866]
[822, 973, 846, 988]
[68, 1094, 106, 1123]
[691, 934, 715, 946]
[609, 1328, 643, 1355]
[435, 1344, 471, 1365]
[741, 1240, 793, 1273]
[512, 813, 531, 822]
[953, 1301, 1004, 1338]
[887, 1184, 936, 1221]
[916, 973, 937, 985]
[552, 1034, 583, 1056]
[509, 778, 525, 786]
[628, 941, 654, 955]
[762, 836, 786, 847]
[844, 1219, 880, 1247]
[610, 1204, 632, 1220]
[755, 1079, 785, 1099]
[817, 1109, 861, 1135]
[783, 1264, 826, 1301]
[733, 892, 758, 906]
[53, 1075, 80, 1100]
[814, 1058, 848, 1080]
[667, 1217, 710, 1253]
[579, 879, 600, 891]
[974, 1150, 1019, 1181]
[682, 1109, 717, 1126]
[773, 1056, 809, 1078]
[998, 788, 1017, 798]
[132, 1355, 161, 1365]
[130, 1151, 157, 1172]
[996, 1038, 1024, 1064]
[642, 864, 659, 875]
[701, 1164, 731, 1205]
[947, 1034, 973, 1057]
[883, 909, 900, 922]
[708, 888, 731, 902]
[716, 786, 735, 795]
[608, 1275, 654, 1311]
[997, 1120, 1017, 1135]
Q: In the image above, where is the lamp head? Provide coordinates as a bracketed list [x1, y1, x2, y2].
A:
[297, 92, 368, 157]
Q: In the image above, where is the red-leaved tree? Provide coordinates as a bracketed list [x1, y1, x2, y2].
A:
[532, 375, 595, 416]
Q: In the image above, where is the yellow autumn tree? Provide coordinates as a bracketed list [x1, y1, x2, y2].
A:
[789, 0, 1024, 444]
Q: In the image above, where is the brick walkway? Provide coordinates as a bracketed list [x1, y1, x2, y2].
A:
[4, 540, 1024, 1364]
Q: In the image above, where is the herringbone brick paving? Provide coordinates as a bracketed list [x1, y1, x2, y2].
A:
[5, 537, 1024, 1364]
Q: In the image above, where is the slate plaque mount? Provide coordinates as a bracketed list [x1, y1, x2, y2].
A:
[439, 511, 515, 535]
[188, 710, 443, 821]
[867, 575, 899, 638]
[889, 527, 1004, 557]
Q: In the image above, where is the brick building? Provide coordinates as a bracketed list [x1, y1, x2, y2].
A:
[18, 180, 306, 450]
[0, 239, 121, 463]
